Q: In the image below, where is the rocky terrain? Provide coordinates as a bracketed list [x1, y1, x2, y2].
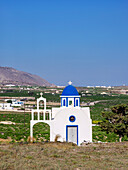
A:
[0, 67, 52, 86]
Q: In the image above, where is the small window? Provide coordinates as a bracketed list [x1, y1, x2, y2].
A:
[69, 100, 72, 105]
[76, 99, 78, 106]
[63, 99, 66, 106]
[69, 115, 76, 122]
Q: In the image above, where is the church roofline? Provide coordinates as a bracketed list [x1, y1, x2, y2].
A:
[60, 95, 81, 98]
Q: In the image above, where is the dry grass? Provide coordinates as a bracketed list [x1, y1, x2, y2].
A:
[0, 137, 12, 143]
[0, 142, 128, 169]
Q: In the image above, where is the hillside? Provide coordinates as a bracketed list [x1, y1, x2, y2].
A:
[0, 67, 52, 86]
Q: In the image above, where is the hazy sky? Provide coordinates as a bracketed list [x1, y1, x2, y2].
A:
[0, 0, 128, 86]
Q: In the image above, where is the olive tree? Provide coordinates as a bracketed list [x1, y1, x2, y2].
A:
[100, 104, 128, 142]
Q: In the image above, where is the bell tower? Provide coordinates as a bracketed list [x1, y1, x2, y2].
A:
[60, 81, 80, 108]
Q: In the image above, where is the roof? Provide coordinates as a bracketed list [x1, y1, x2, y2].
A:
[61, 85, 79, 96]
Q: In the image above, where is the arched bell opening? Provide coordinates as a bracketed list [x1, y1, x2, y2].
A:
[39, 100, 45, 110]
[37, 96, 46, 111]
[45, 111, 50, 120]
[34, 112, 38, 120]
[40, 111, 44, 120]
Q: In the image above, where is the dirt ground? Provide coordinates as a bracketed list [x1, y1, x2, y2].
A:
[0, 142, 128, 169]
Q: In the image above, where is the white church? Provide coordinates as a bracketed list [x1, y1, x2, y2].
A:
[30, 82, 92, 146]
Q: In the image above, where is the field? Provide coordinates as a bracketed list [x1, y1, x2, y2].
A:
[0, 142, 128, 169]
[0, 112, 128, 143]
[0, 91, 128, 142]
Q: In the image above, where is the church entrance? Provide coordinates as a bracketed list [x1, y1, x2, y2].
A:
[66, 125, 78, 145]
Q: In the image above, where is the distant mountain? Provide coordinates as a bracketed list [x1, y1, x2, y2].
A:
[0, 67, 52, 86]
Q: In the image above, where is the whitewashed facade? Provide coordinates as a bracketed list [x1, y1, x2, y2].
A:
[30, 82, 92, 145]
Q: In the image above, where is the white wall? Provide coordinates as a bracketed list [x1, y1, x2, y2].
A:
[50, 107, 92, 145]
[0, 103, 13, 110]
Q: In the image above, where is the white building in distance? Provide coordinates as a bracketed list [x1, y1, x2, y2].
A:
[11, 101, 24, 107]
[30, 82, 92, 146]
[0, 103, 13, 110]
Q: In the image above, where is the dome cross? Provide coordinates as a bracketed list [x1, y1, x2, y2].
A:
[68, 81, 72, 85]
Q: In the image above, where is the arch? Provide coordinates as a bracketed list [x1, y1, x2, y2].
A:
[30, 120, 51, 141]
[61, 98, 66, 107]
[39, 100, 45, 110]
[31, 110, 51, 121]
[68, 98, 74, 107]
[63, 99, 66, 106]
[76, 99, 78, 106]
[37, 97, 46, 110]
[33, 122, 50, 142]
[40, 111, 44, 120]
[34, 112, 38, 120]
[45, 111, 50, 120]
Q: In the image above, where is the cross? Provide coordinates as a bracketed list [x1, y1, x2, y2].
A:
[40, 92, 43, 97]
[68, 81, 72, 85]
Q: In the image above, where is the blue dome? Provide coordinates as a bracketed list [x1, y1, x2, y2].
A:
[61, 85, 79, 96]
